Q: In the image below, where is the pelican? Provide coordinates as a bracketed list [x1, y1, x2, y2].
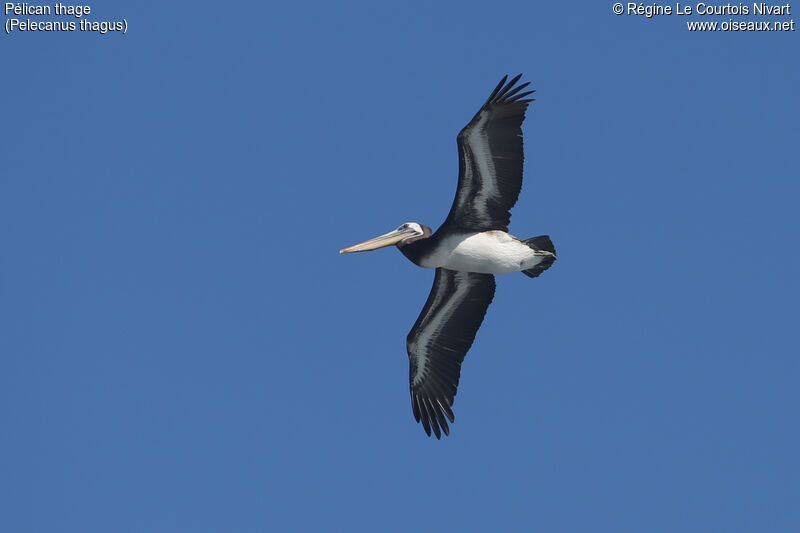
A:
[340, 75, 556, 438]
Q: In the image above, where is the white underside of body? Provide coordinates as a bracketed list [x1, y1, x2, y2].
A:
[420, 231, 544, 274]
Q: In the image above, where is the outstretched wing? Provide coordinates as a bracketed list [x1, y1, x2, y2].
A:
[440, 74, 535, 233]
[407, 268, 496, 438]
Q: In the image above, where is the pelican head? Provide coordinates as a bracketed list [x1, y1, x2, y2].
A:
[339, 222, 429, 253]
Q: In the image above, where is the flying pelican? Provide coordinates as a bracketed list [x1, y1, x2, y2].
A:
[340, 75, 556, 438]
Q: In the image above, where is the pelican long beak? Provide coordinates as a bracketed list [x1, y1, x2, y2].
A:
[339, 227, 416, 254]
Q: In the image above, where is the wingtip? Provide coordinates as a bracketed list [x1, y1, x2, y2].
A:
[485, 73, 535, 105]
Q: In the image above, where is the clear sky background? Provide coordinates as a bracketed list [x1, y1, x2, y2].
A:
[2, 1, 798, 531]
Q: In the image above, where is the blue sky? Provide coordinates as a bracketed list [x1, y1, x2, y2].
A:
[2, 1, 798, 531]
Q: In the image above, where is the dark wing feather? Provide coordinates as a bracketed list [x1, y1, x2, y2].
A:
[440, 74, 535, 233]
[407, 268, 496, 438]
